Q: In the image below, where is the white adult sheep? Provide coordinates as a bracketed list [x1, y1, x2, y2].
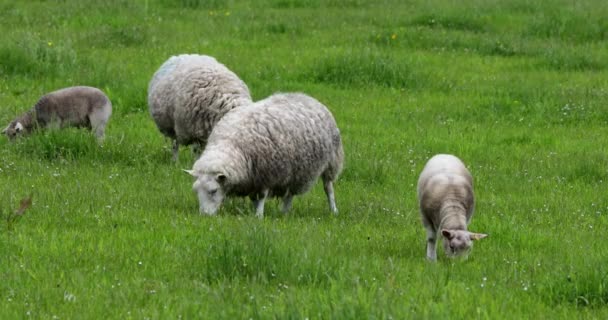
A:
[148, 54, 252, 161]
[417, 154, 487, 261]
[185, 92, 344, 218]
[2, 86, 112, 141]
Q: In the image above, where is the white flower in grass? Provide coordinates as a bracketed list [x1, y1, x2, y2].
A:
[64, 292, 76, 302]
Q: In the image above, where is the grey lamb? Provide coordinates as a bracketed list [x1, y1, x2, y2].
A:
[185, 92, 344, 218]
[148, 54, 252, 161]
[2, 86, 112, 141]
[417, 154, 487, 261]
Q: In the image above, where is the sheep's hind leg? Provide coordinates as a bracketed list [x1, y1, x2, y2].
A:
[251, 189, 269, 219]
[281, 192, 293, 214]
[322, 178, 338, 214]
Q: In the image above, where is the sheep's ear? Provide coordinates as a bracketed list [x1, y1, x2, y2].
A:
[216, 173, 227, 184]
[15, 122, 23, 132]
[469, 232, 488, 241]
[182, 169, 197, 177]
[441, 229, 454, 240]
[1, 126, 6, 134]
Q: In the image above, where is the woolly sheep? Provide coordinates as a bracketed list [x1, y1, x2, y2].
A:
[185, 92, 344, 218]
[148, 54, 252, 161]
[2, 86, 112, 141]
[417, 154, 487, 261]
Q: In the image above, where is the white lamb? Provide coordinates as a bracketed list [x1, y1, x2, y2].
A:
[417, 154, 487, 261]
[185, 92, 344, 218]
[2, 86, 112, 142]
[148, 54, 252, 161]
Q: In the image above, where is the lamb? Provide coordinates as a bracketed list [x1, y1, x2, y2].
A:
[148, 54, 252, 161]
[2, 86, 112, 141]
[185, 92, 344, 218]
[417, 154, 487, 261]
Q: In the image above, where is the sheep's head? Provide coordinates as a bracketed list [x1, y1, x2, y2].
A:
[441, 229, 487, 258]
[2, 121, 25, 140]
[185, 169, 227, 215]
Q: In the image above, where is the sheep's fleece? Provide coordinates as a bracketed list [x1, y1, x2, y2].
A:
[188, 92, 344, 217]
[148, 54, 252, 158]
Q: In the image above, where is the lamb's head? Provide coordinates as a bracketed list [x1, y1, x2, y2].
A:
[441, 229, 487, 258]
[185, 170, 227, 215]
[2, 121, 25, 140]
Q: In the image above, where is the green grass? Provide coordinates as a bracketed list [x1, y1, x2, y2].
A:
[2, 0, 608, 318]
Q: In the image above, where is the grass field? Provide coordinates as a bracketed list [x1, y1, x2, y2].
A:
[2, 0, 608, 318]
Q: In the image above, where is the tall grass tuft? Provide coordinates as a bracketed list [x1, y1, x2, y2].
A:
[409, 13, 488, 33]
[307, 49, 426, 89]
[12, 129, 101, 162]
[0, 33, 76, 77]
[158, 0, 233, 9]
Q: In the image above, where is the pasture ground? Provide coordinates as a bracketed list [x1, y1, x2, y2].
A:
[1, 0, 608, 318]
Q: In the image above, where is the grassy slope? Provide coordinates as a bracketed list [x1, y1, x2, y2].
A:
[1, 0, 608, 318]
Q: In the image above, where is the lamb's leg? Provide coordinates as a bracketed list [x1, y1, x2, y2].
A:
[425, 227, 437, 261]
[251, 189, 269, 219]
[93, 124, 106, 143]
[89, 103, 111, 143]
[89, 115, 107, 143]
[281, 192, 293, 214]
[322, 178, 338, 214]
[172, 140, 179, 162]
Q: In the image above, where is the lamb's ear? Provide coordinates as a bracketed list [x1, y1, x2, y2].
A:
[441, 229, 455, 240]
[469, 232, 488, 241]
[1, 126, 7, 134]
[216, 173, 227, 184]
[15, 122, 23, 132]
[182, 169, 197, 177]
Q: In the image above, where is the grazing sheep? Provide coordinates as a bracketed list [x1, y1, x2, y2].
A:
[2, 86, 112, 141]
[185, 92, 344, 218]
[417, 154, 487, 261]
[148, 54, 252, 161]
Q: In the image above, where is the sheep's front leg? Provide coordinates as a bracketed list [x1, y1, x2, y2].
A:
[91, 122, 106, 143]
[281, 192, 293, 214]
[89, 111, 108, 143]
[191, 142, 203, 159]
[172, 140, 179, 162]
[251, 189, 269, 218]
[425, 227, 437, 261]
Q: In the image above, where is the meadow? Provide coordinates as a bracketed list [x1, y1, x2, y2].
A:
[1, 0, 608, 318]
